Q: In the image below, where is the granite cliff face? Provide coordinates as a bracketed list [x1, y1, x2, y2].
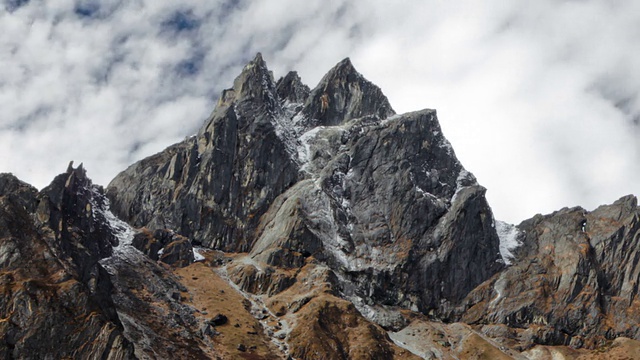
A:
[106, 53, 503, 320]
[2, 54, 640, 359]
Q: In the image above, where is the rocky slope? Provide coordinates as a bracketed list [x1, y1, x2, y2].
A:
[0, 166, 134, 359]
[2, 54, 640, 359]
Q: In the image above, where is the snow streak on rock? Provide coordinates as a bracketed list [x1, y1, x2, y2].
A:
[89, 187, 135, 253]
[272, 101, 307, 163]
[192, 248, 206, 262]
[495, 220, 521, 265]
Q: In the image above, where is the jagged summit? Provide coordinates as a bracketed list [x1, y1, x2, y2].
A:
[276, 71, 310, 104]
[216, 51, 280, 118]
[302, 56, 395, 126]
[0, 164, 136, 358]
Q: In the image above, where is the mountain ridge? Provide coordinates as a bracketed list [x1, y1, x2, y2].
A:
[1, 54, 639, 359]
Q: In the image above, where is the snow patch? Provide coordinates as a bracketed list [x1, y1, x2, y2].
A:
[297, 126, 323, 172]
[495, 220, 521, 265]
[192, 248, 205, 262]
[456, 169, 473, 185]
[272, 102, 308, 162]
[378, 113, 401, 127]
[451, 169, 476, 203]
[88, 187, 135, 252]
[440, 138, 454, 156]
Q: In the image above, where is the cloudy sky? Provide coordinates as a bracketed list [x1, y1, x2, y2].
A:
[2, 0, 639, 223]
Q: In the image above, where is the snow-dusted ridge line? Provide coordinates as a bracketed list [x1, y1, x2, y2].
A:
[274, 101, 404, 175]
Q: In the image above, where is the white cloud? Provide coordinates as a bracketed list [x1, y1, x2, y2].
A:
[1, 0, 639, 223]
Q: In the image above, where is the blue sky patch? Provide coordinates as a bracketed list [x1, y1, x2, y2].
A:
[175, 52, 205, 77]
[162, 10, 200, 34]
[5, 0, 30, 12]
[74, 1, 101, 18]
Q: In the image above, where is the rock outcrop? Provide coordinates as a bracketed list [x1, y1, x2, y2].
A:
[132, 228, 195, 267]
[99, 249, 213, 359]
[107, 53, 299, 252]
[458, 194, 640, 349]
[0, 168, 134, 359]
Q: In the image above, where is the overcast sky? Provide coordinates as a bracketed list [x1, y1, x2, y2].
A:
[2, 0, 639, 223]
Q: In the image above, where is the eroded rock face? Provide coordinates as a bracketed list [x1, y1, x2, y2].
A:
[132, 228, 194, 267]
[107, 54, 300, 252]
[107, 54, 503, 322]
[0, 169, 134, 359]
[301, 58, 395, 127]
[459, 195, 640, 349]
[249, 111, 502, 317]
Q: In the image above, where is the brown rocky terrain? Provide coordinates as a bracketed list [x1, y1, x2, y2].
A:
[2, 54, 640, 359]
[0, 167, 134, 359]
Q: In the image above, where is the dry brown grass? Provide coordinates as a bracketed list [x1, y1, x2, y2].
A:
[174, 258, 284, 360]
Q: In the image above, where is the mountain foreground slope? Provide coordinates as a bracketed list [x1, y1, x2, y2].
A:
[1, 54, 640, 359]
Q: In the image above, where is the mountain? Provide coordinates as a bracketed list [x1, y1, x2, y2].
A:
[2, 54, 640, 359]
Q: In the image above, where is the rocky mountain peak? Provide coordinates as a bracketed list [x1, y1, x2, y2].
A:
[303, 57, 395, 126]
[208, 52, 281, 123]
[106, 54, 502, 323]
[0, 172, 38, 214]
[4, 54, 640, 359]
[113, 54, 299, 252]
[276, 71, 310, 104]
[37, 162, 116, 261]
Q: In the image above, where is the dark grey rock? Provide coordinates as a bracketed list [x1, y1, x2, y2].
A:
[250, 109, 502, 315]
[131, 231, 164, 260]
[302, 58, 395, 127]
[201, 324, 219, 338]
[107, 53, 299, 252]
[0, 173, 38, 213]
[159, 237, 195, 267]
[277, 71, 310, 104]
[100, 248, 212, 358]
[208, 313, 228, 326]
[130, 227, 196, 267]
